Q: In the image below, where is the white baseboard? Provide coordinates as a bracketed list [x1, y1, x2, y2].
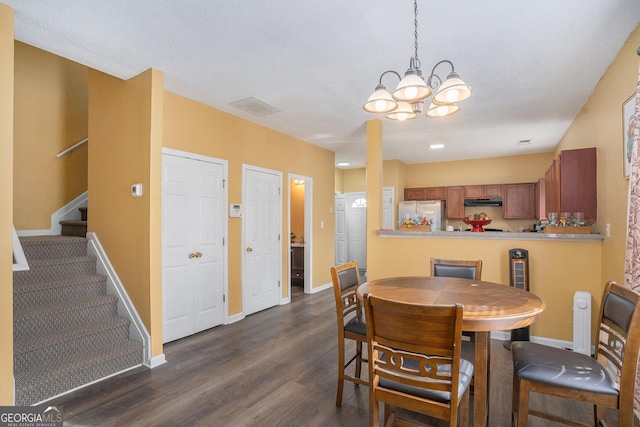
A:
[227, 312, 245, 324]
[309, 282, 332, 294]
[17, 229, 52, 236]
[147, 354, 167, 369]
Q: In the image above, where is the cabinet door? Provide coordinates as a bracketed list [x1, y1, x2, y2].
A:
[425, 187, 446, 200]
[503, 183, 536, 219]
[559, 148, 597, 220]
[483, 185, 503, 198]
[446, 186, 465, 219]
[464, 185, 483, 198]
[535, 178, 546, 220]
[404, 188, 426, 201]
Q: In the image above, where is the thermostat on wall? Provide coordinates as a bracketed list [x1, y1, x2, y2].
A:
[229, 204, 242, 217]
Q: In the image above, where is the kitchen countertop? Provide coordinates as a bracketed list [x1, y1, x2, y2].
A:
[377, 229, 604, 242]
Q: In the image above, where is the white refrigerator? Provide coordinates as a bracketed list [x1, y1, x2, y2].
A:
[398, 200, 446, 231]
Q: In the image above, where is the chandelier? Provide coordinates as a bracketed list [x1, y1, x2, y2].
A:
[363, 0, 472, 121]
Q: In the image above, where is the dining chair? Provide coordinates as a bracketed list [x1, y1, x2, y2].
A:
[430, 258, 483, 281]
[511, 281, 640, 427]
[430, 258, 482, 359]
[363, 293, 474, 427]
[330, 260, 368, 407]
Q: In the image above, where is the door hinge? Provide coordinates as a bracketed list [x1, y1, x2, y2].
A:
[222, 237, 225, 245]
[279, 187, 281, 195]
[222, 179, 226, 189]
[278, 234, 281, 241]
[223, 294, 226, 302]
[278, 280, 281, 288]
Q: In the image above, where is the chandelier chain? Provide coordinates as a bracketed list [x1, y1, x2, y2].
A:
[413, 0, 419, 66]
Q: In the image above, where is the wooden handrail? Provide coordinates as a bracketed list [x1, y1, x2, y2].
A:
[56, 137, 88, 158]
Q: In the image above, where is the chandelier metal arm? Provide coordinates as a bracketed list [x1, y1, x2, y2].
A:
[378, 70, 402, 86]
[426, 59, 455, 90]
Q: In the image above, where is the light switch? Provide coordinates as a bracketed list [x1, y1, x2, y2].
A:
[320, 221, 324, 229]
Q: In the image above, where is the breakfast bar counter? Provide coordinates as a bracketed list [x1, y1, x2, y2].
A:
[377, 229, 604, 242]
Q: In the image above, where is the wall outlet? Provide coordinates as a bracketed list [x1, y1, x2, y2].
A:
[605, 223, 611, 237]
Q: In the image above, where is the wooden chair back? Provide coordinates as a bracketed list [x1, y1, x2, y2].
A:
[363, 293, 472, 426]
[330, 260, 362, 328]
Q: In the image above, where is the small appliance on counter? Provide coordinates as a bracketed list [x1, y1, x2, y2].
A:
[398, 200, 446, 231]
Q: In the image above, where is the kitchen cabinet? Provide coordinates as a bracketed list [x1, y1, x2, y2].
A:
[446, 186, 465, 219]
[503, 183, 536, 219]
[544, 148, 597, 220]
[404, 187, 446, 201]
[291, 245, 304, 287]
[464, 184, 503, 199]
[404, 188, 426, 201]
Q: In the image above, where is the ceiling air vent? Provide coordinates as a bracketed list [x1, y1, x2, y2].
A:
[229, 97, 282, 117]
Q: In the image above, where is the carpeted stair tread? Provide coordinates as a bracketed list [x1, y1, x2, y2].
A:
[14, 294, 118, 339]
[13, 274, 107, 309]
[14, 339, 143, 406]
[18, 235, 87, 259]
[13, 256, 97, 285]
[14, 317, 133, 372]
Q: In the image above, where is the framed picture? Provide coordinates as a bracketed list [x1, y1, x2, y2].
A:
[623, 93, 637, 178]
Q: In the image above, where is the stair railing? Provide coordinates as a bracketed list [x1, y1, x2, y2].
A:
[56, 137, 88, 158]
[12, 225, 29, 271]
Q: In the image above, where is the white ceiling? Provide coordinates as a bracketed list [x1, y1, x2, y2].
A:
[4, 1, 640, 169]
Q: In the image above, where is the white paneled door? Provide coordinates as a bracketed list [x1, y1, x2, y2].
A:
[162, 152, 226, 343]
[334, 194, 347, 265]
[243, 166, 282, 316]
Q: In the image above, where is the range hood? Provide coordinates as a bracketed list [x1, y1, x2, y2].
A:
[464, 198, 503, 207]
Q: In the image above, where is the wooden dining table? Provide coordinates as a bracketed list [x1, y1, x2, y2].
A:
[357, 275, 546, 427]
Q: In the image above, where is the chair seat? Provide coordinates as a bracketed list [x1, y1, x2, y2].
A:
[344, 313, 367, 335]
[512, 341, 619, 395]
[379, 358, 474, 403]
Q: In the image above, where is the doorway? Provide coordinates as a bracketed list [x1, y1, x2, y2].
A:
[289, 174, 311, 299]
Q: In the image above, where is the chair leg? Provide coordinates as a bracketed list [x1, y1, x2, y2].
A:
[512, 374, 518, 427]
[336, 337, 345, 407]
[515, 378, 530, 427]
[383, 403, 395, 427]
[370, 391, 379, 427]
[459, 386, 470, 427]
[355, 340, 363, 380]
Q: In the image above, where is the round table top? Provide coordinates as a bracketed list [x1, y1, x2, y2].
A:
[358, 276, 546, 331]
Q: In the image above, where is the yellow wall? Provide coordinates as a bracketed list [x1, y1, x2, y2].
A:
[0, 3, 14, 405]
[555, 26, 640, 288]
[290, 179, 305, 240]
[13, 42, 88, 229]
[162, 91, 336, 314]
[87, 68, 164, 357]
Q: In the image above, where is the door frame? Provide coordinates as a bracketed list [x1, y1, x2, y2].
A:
[241, 164, 283, 313]
[288, 173, 312, 297]
[161, 147, 229, 328]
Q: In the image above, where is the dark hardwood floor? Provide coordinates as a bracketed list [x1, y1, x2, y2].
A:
[50, 285, 626, 426]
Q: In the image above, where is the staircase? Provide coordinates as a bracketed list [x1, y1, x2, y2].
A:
[13, 231, 143, 405]
[59, 206, 87, 237]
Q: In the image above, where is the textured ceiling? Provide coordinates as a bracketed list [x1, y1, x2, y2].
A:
[4, 1, 640, 169]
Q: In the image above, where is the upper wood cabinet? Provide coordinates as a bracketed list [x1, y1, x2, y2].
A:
[535, 178, 546, 220]
[503, 183, 536, 219]
[404, 187, 426, 201]
[465, 184, 503, 199]
[404, 187, 446, 201]
[446, 186, 465, 219]
[544, 148, 597, 220]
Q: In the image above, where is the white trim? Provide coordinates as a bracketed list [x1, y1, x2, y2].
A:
[227, 312, 245, 324]
[17, 229, 52, 237]
[87, 232, 152, 367]
[287, 173, 313, 300]
[309, 282, 333, 294]
[148, 354, 167, 369]
[12, 225, 29, 271]
[50, 191, 88, 235]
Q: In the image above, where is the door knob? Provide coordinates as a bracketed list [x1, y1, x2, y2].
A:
[246, 247, 253, 252]
[195, 252, 202, 258]
[189, 253, 197, 259]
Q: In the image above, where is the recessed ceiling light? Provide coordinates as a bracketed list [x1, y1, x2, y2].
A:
[337, 161, 350, 167]
[430, 144, 444, 149]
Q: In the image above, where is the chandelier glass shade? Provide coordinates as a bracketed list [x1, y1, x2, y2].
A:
[363, 0, 471, 121]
